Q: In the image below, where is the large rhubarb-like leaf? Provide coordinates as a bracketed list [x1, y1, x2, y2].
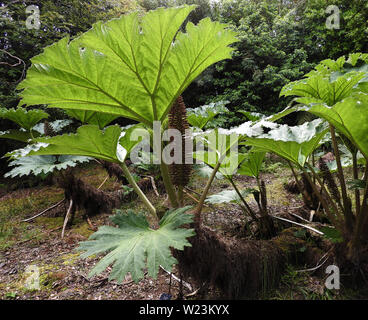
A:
[0, 129, 41, 142]
[18, 6, 237, 126]
[205, 189, 252, 205]
[281, 53, 368, 107]
[280, 72, 366, 106]
[0, 107, 48, 130]
[65, 110, 118, 129]
[194, 129, 242, 177]
[77, 206, 195, 283]
[238, 149, 266, 178]
[7, 125, 140, 163]
[244, 119, 328, 167]
[187, 101, 229, 129]
[5, 155, 91, 178]
[279, 54, 368, 159]
[299, 93, 368, 158]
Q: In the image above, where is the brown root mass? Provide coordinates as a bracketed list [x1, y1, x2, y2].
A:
[284, 180, 300, 194]
[56, 169, 159, 221]
[174, 225, 311, 299]
[58, 173, 120, 217]
[300, 173, 321, 210]
[334, 243, 368, 288]
[43, 120, 56, 137]
[101, 160, 129, 184]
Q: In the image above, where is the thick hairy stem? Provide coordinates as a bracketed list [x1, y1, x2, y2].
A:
[288, 161, 309, 205]
[305, 163, 341, 215]
[330, 125, 354, 232]
[352, 162, 368, 248]
[257, 177, 268, 216]
[193, 162, 222, 226]
[352, 153, 361, 214]
[120, 162, 158, 221]
[304, 164, 341, 228]
[312, 152, 316, 184]
[228, 178, 257, 220]
[160, 162, 179, 208]
[177, 186, 184, 207]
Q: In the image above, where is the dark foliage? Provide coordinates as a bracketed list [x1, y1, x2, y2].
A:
[58, 171, 120, 218]
[101, 160, 129, 185]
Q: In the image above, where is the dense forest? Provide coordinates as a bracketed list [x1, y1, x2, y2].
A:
[1, 0, 368, 303]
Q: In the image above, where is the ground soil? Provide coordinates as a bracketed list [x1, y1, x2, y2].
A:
[0, 162, 363, 300]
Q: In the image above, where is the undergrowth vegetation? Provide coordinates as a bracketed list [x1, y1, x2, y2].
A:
[1, 4, 368, 300]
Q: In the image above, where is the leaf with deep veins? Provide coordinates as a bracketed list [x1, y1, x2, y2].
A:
[18, 6, 238, 126]
[65, 110, 118, 129]
[299, 94, 368, 158]
[244, 119, 328, 166]
[77, 206, 195, 283]
[5, 155, 91, 177]
[8, 125, 141, 163]
[0, 129, 41, 142]
[0, 107, 48, 130]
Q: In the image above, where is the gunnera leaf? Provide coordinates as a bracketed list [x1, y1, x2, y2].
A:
[205, 189, 253, 205]
[5, 155, 91, 178]
[0, 107, 48, 130]
[18, 6, 238, 126]
[77, 206, 195, 283]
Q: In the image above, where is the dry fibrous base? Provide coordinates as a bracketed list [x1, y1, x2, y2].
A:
[56, 169, 160, 220]
[284, 179, 300, 194]
[101, 160, 129, 185]
[58, 173, 120, 217]
[174, 225, 319, 299]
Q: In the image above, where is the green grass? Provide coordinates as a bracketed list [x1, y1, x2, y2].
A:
[264, 265, 337, 300]
[0, 186, 64, 250]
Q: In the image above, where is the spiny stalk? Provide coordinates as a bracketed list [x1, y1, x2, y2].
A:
[168, 96, 192, 205]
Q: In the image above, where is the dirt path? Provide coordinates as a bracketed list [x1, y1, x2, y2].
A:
[0, 229, 194, 300]
[0, 163, 339, 300]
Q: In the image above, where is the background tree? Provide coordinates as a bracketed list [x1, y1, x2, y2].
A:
[0, 0, 140, 173]
[1, 0, 368, 172]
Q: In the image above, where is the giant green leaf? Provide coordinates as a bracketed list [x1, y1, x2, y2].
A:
[0, 107, 48, 130]
[281, 54, 368, 107]
[18, 6, 238, 126]
[244, 119, 328, 167]
[299, 94, 368, 158]
[77, 206, 195, 283]
[280, 72, 366, 107]
[5, 155, 91, 178]
[194, 129, 242, 177]
[238, 149, 266, 178]
[279, 54, 368, 160]
[0, 129, 41, 142]
[205, 189, 252, 205]
[187, 101, 229, 129]
[7, 125, 136, 163]
[65, 110, 118, 129]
